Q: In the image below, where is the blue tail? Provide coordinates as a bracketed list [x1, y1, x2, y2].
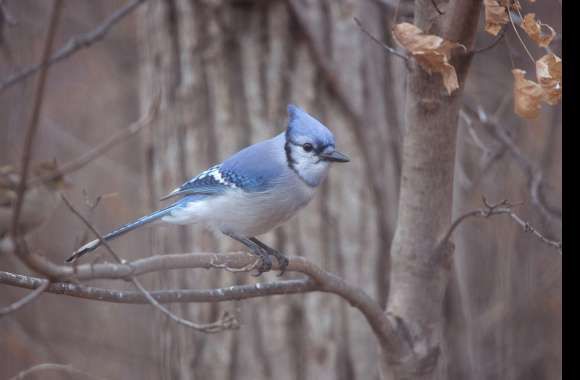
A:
[65, 204, 177, 263]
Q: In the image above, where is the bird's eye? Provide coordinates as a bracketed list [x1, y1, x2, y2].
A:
[302, 143, 314, 152]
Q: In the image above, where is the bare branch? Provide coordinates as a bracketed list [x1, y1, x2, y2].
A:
[438, 197, 562, 254]
[507, 9, 535, 64]
[0, 279, 50, 317]
[2, 254, 395, 349]
[0, 271, 318, 304]
[6, 259, 396, 353]
[1, 246, 400, 350]
[28, 91, 160, 187]
[353, 17, 409, 61]
[61, 195, 237, 333]
[0, 0, 147, 92]
[8, 363, 107, 380]
[11, 0, 64, 277]
[461, 105, 562, 223]
[470, 28, 506, 55]
[430, 0, 444, 15]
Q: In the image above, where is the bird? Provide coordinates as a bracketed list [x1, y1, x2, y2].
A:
[0, 161, 69, 253]
[65, 105, 349, 275]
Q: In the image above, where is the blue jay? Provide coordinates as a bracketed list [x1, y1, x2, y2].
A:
[65, 105, 349, 275]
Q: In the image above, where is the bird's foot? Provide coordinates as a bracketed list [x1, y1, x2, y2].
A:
[251, 249, 272, 277]
[266, 249, 289, 276]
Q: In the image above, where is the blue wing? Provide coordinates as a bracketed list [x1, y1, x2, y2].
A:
[160, 165, 236, 200]
[160, 133, 286, 201]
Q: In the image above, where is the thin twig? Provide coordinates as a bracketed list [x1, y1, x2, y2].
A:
[507, 10, 535, 64]
[462, 104, 562, 223]
[430, 0, 444, 15]
[28, 91, 160, 187]
[8, 363, 108, 380]
[438, 196, 562, 254]
[353, 17, 409, 61]
[61, 195, 238, 333]
[0, 0, 147, 92]
[0, 279, 50, 316]
[10, 0, 63, 275]
[470, 28, 506, 55]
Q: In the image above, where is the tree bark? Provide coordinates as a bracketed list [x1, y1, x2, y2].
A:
[382, 0, 482, 378]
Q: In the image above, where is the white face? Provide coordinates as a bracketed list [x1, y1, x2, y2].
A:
[287, 141, 333, 187]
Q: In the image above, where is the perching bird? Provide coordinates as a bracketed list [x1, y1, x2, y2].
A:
[66, 105, 349, 274]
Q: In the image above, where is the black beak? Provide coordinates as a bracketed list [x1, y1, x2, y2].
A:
[319, 150, 350, 163]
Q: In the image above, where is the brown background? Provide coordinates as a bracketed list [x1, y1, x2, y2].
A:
[0, 1, 561, 379]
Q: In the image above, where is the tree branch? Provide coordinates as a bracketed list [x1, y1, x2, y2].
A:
[0, 278, 50, 317]
[61, 195, 237, 333]
[438, 197, 562, 254]
[469, 27, 506, 55]
[27, 91, 160, 187]
[1, 248, 399, 350]
[11, 0, 64, 277]
[0, 0, 147, 92]
[353, 17, 409, 61]
[0, 271, 317, 304]
[461, 105, 562, 223]
[8, 363, 107, 380]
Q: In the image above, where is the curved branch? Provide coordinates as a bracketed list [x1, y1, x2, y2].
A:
[461, 105, 562, 223]
[8, 363, 106, 380]
[27, 91, 160, 187]
[469, 28, 506, 55]
[354, 17, 409, 61]
[1, 251, 400, 350]
[11, 0, 64, 278]
[62, 195, 236, 333]
[0, 278, 50, 316]
[438, 197, 562, 253]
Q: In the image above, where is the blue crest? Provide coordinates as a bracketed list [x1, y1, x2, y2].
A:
[286, 104, 336, 148]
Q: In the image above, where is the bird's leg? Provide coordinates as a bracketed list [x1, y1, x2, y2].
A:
[250, 237, 289, 276]
[223, 232, 272, 276]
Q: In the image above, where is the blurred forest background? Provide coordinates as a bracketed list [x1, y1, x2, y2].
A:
[0, 0, 561, 379]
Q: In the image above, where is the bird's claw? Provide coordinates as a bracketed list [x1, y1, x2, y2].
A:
[267, 249, 288, 276]
[252, 254, 272, 277]
[275, 255, 288, 276]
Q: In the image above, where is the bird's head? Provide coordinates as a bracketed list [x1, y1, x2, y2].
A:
[284, 104, 349, 187]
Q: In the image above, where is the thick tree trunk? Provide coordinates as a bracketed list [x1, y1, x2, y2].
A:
[382, 0, 482, 379]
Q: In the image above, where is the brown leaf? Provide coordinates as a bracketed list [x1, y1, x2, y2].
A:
[521, 13, 556, 48]
[511, 0, 523, 11]
[536, 53, 562, 105]
[483, 0, 509, 36]
[392, 23, 463, 94]
[513, 69, 544, 118]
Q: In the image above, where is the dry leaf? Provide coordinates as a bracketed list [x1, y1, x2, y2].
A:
[483, 0, 509, 36]
[536, 53, 562, 105]
[521, 13, 556, 47]
[513, 69, 544, 118]
[513, 54, 562, 119]
[510, 0, 522, 11]
[392, 23, 463, 94]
